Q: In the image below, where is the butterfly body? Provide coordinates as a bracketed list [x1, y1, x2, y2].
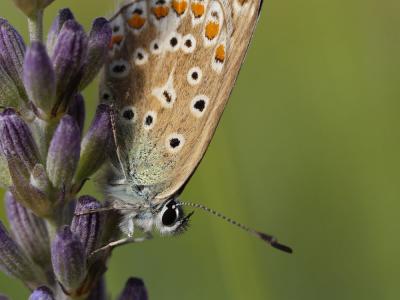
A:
[101, 0, 263, 237]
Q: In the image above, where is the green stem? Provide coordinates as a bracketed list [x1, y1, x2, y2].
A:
[45, 218, 58, 241]
[28, 10, 44, 42]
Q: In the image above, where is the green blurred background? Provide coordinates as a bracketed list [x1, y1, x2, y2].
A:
[1, 0, 400, 299]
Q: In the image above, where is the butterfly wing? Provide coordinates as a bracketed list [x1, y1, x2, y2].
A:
[102, 0, 263, 202]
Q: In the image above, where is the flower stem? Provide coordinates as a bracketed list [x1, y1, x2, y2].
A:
[28, 10, 44, 42]
[45, 219, 58, 241]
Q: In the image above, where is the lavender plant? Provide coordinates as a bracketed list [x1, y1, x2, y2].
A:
[0, 1, 148, 299]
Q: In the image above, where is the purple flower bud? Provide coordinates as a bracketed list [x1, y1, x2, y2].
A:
[0, 110, 51, 215]
[28, 286, 54, 300]
[67, 94, 85, 135]
[71, 196, 103, 256]
[0, 294, 9, 300]
[51, 20, 88, 113]
[79, 18, 112, 90]
[0, 221, 45, 288]
[0, 62, 21, 109]
[0, 109, 40, 173]
[74, 104, 111, 183]
[23, 42, 56, 116]
[46, 115, 80, 188]
[8, 165, 52, 218]
[51, 225, 87, 292]
[86, 277, 106, 300]
[47, 9, 75, 57]
[5, 191, 51, 267]
[0, 19, 26, 100]
[118, 278, 148, 300]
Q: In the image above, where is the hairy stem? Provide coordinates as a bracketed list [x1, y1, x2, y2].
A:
[28, 10, 44, 42]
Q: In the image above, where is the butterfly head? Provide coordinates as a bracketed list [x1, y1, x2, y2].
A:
[154, 198, 194, 235]
[105, 178, 193, 236]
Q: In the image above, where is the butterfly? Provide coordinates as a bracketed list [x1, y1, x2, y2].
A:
[95, 0, 292, 254]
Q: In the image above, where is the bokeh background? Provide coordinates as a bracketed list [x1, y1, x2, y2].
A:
[1, 0, 400, 299]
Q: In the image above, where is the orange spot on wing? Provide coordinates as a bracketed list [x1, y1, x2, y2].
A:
[205, 22, 219, 40]
[191, 3, 205, 18]
[172, 0, 188, 16]
[215, 44, 225, 63]
[152, 6, 170, 20]
[109, 35, 124, 49]
[128, 15, 146, 29]
[238, 0, 248, 5]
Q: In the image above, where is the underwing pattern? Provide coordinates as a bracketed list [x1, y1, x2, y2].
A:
[102, 0, 262, 206]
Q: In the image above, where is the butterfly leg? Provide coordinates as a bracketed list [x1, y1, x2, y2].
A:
[74, 206, 116, 216]
[88, 208, 155, 256]
[91, 232, 153, 256]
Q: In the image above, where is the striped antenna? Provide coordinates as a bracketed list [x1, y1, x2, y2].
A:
[178, 201, 293, 254]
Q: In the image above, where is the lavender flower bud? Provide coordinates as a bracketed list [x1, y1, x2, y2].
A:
[11, 0, 55, 17]
[0, 294, 9, 300]
[0, 19, 26, 100]
[86, 277, 106, 300]
[67, 94, 85, 135]
[52, 20, 88, 113]
[0, 221, 45, 288]
[118, 278, 148, 300]
[79, 18, 112, 90]
[0, 110, 51, 215]
[51, 226, 87, 292]
[5, 191, 51, 267]
[74, 104, 112, 183]
[8, 166, 52, 218]
[28, 286, 54, 300]
[23, 42, 56, 116]
[0, 62, 21, 108]
[46, 115, 80, 188]
[71, 196, 103, 256]
[47, 8, 75, 57]
[0, 109, 40, 173]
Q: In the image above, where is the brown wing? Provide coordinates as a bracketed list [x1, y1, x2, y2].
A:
[102, 0, 263, 202]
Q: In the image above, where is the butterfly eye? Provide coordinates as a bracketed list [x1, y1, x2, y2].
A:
[187, 67, 202, 85]
[109, 60, 130, 78]
[121, 106, 136, 123]
[162, 207, 179, 226]
[162, 200, 180, 227]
